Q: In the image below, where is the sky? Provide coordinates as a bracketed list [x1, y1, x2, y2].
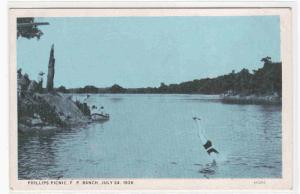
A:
[17, 16, 280, 88]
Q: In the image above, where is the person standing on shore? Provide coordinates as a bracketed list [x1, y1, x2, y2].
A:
[37, 71, 45, 93]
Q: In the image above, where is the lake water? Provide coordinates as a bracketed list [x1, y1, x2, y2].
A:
[18, 94, 282, 179]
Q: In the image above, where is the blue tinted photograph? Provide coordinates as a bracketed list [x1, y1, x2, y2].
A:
[17, 16, 282, 179]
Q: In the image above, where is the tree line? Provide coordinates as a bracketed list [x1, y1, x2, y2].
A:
[56, 57, 281, 96]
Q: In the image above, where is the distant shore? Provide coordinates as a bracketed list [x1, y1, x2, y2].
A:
[221, 94, 281, 105]
[66, 92, 281, 105]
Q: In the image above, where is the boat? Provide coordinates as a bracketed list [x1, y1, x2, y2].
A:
[90, 106, 110, 121]
[91, 112, 110, 121]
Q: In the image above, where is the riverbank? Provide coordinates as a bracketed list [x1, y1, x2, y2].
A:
[221, 94, 281, 105]
[18, 92, 91, 132]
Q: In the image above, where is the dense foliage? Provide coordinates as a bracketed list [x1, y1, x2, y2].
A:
[56, 85, 69, 93]
[74, 101, 91, 116]
[61, 58, 282, 96]
[18, 94, 65, 127]
[149, 59, 281, 96]
[17, 17, 46, 40]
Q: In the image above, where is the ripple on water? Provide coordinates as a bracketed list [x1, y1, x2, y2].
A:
[18, 94, 282, 179]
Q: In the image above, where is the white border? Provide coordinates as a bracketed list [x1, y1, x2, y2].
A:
[6, 1, 298, 193]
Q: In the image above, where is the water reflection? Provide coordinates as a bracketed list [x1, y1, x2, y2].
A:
[18, 94, 282, 179]
[198, 160, 218, 178]
[18, 131, 60, 179]
[259, 105, 282, 142]
[109, 97, 123, 103]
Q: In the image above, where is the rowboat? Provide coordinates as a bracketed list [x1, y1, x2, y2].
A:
[91, 113, 110, 121]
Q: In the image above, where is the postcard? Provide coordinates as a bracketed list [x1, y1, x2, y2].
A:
[9, 2, 294, 191]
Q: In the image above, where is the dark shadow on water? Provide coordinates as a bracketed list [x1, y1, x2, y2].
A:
[181, 99, 221, 103]
[109, 97, 123, 103]
[193, 163, 202, 166]
[18, 124, 94, 180]
[259, 105, 282, 142]
[18, 130, 63, 179]
[92, 119, 109, 130]
[198, 160, 217, 178]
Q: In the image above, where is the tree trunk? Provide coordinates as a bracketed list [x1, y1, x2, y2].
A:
[46, 44, 55, 92]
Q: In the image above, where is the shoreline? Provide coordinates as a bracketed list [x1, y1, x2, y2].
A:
[221, 94, 281, 105]
[66, 92, 282, 107]
[66, 93, 281, 105]
[18, 92, 92, 133]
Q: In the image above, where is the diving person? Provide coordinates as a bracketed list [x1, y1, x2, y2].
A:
[193, 117, 219, 156]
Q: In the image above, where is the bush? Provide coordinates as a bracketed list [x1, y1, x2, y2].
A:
[74, 101, 91, 116]
[18, 94, 65, 127]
